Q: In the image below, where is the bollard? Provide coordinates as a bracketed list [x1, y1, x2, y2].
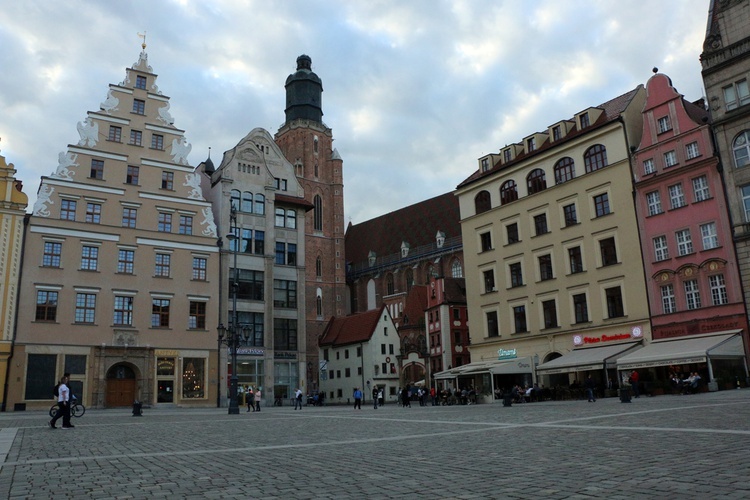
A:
[619, 388, 631, 403]
[132, 400, 143, 416]
[503, 393, 513, 407]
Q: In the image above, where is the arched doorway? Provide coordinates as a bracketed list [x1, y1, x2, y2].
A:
[106, 364, 137, 407]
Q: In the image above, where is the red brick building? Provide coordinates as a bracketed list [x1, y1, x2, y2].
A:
[275, 55, 346, 391]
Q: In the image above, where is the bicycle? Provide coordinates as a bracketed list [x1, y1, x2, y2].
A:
[49, 395, 86, 418]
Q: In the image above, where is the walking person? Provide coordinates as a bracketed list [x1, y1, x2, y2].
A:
[378, 388, 384, 407]
[246, 386, 254, 412]
[585, 374, 596, 402]
[294, 388, 303, 410]
[353, 387, 363, 409]
[372, 386, 379, 409]
[255, 387, 262, 411]
[50, 375, 73, 429]
[401, 385, 411, 408]
[630, 370, 640, 398]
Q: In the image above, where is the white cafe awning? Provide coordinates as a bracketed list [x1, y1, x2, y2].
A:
[536, 342, 641, 375]
[616, 331, 744, 371]
[433, 357, 534, 380]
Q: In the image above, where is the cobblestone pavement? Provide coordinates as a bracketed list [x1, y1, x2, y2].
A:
[1, 391, 750, 499]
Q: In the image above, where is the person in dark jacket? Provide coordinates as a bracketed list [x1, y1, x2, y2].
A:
[585, 374, 596, 402]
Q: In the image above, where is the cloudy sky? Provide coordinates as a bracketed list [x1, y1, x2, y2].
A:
[0, 0, 710, 225]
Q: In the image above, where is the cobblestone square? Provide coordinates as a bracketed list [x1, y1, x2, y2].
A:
[1, 391, 749, 498]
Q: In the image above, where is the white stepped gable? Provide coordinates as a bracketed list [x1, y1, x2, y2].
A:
[157, 101, 174, 125]
[183, 172, 203, 199]
[32, 184, 54, 217]
[100, 89, 119, 115]
[52, 151, 78, 180]
[200, 207, 217, 237]
[77, 117, 99, 147]
[171, 136, 192, 165]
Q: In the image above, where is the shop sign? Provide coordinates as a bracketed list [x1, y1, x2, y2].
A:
[155, 350, 179, 356]
[619, 356, 707, 370]
[497, 348, 517, 360]
[234, 347, 264, 356]
[573, 326, 643, 346]
[275, 352, 297, 360]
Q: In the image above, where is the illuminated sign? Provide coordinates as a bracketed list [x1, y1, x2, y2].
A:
[497, 348, 517, 360]
[573, 326, 643, 346]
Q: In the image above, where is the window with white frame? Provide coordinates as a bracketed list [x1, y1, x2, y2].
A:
[686, 142, 700, 160]
[692, 176, 710, 202]
[724, 79, 750, 110]
[742, 185, 750, 222]
[668, 184, 685, 209]
[661, 284, 676, 314]
[654, 235, 669, 261]
[646, 191, 662, 216]
[657, 116, 671, 133]
[684, 280, 701, 310]
[709, 274, 728, 305]
[676, 229, 693, 256]
[700, 222, 718, 250]
[664, 150, 678, 167]
[733, 131, 750, 168]
[643, 158, 655, 175]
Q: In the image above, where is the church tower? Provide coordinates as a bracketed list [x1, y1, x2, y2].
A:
[276, 55, 345, 391]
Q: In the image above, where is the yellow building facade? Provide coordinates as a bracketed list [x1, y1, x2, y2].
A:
[456, 86, 652, 389]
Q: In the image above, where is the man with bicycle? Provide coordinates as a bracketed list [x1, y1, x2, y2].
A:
[49, 374, 74, 429]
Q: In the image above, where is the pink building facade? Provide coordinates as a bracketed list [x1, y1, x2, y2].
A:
[633, 72, 749, 345]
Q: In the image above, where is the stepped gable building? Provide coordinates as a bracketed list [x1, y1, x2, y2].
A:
[11, 47, 219, 410]
[275, 55, 345, 391]
[345, 191, 463, 319]
[456, 86, 651, 391]
[632, 71, 749, 355]
[701, 0, 750, 359]
[318, 305, 400, 403]
[425, 276, 469, 378]
[206, 127, 312, 406]
[0, 148, 28, 410]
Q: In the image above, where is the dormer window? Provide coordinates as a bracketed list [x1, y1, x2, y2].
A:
[481, 158, 489, 172]
[401, 242, 410, 258]
[368, 251, 376, 267]
[552, 126, 561, 141]
[436, 231, 445, 249]
[503, 149, 511, 162]
[579, 113, 590, 128]
[527, 138, 536, 152]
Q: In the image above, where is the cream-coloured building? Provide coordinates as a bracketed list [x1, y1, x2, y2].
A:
[9, 48, 219, 410]
[456, 86, 651, 389]
[206, 127, 311, 406]
[701, 0, 750, 360]
[0, 148, 28, 410]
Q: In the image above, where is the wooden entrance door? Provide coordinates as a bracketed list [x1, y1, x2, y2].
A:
[107, 379, 136, 407]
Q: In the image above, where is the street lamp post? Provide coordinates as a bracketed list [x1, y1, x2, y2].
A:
[217, 206, 248, 415]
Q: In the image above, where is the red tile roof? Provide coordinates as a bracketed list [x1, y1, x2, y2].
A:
[345, 191, 460, 265]
[458, 86, 643, 189]
[319, 306, 385, 347]
[443, 278, 467, 304]
[402, 285, 428, 325]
